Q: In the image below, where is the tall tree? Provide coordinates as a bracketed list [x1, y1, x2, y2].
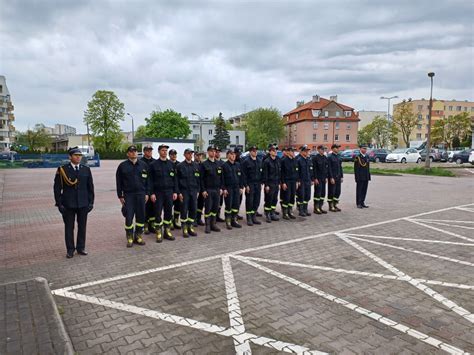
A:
[210, 112, 231, 150]
[357, 124, 374, 146]
[83, 90, 125, 150]
[15, 125, 52, 151]
[144, 109, 191, 138]
[134, 125, 148, 139]
[393, 101, 418, 147]
[370, 116, 393, 148]
[245, 107, 284, 149]
[431, 113, 471, 148]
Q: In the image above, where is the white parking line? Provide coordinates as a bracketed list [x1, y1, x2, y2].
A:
[414, 220, 474, 230]
[344, 233, 474, 246]
[406, 219, 474, 243]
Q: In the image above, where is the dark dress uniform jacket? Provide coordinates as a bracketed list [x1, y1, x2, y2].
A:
[149, 159, 179, 193]
[116, 160, 150, 197]
[262, 157, 281, 185]
[140, 156, 155, 166]
[222, 161, 244, 189]
[177, 160, 201, 192]
[200, 159, 223, 191]
[297, 155, 312, 182]
[280, 156, 298, 183]
[328, 153, 343, 180]
[312, 154, 329, 180]
[241, 157, 263, 185]
[54, 164, 94, 209]
[354, 154, 371, 181]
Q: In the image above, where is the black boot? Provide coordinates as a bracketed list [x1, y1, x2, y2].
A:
[320, 201, 327, 214]
[211, 216, 221, 232]
[173, 212, 181, 229]
[329, 201, 337, 212]
[144, 222, 150, 235]
[304, 204, 309, 216]
[188, 223, 198, 237]
[270, 211, 280, 221]
[164, 226, 175, 240]
[205, 217, 211, 234]
[282, 207, 290, 220]
[256, 211, 263, 217]
[196, 212, 204, 226]
[334, 201, 341, 212]
[252, 213, 261, 225]
[265, 212, 272, 223]
[225, 216, 233, 230]
[246, 214, 254, 226]
[314, 203, 322, 215]
[298, 205, 306, 217]
[182, 224, 189, 238]
[231, 214, 242, 228]
[126, 231, 134, 248]
[155, 225, 163, 243]
[288, 207, 296, 219]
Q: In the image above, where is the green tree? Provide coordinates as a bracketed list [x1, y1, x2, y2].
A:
[15, 125, 52, 151]
[83, 90, 125, 150]
[431, 119, 448, 146]
[245, 107, 284, 149]
[92, 132, 125, 152]
[393, 101, 418, 147]
[431, 113, 471, 148]
[357, 124, 374, 146]
[144, 109, 191, 138]
[134, 125, 148, 139]
[210, 112, 231, 150]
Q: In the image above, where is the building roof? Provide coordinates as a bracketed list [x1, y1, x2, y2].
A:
[284, 97, 354, 116]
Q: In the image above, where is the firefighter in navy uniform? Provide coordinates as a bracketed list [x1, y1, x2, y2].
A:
[296, 145, 313, 216]
[222, 148, 245, 229]
[194, 151, 206, 226]
[354, 144, 371, 209]
[115, 145, 148, 248]
[54, 147, 95, 258]
[149, 144, 179, 242]
[215, 148, 226, 223]
[312, 145, 329, 214]
[140, 144, 156, 234]
[177, 148, 201, 237]
[327, 144, 343, 212]
[241, 145, 262, 226]
[200, 146, 223, 234]
[279, 147, 298, 220]
[262, 144, 281, 223]
[169, 149, 181, 230]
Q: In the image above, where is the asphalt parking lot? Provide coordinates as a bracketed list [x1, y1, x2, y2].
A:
[1, 161, 473, 354]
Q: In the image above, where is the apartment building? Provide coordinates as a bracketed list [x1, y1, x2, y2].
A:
[0, 76, 15, 151]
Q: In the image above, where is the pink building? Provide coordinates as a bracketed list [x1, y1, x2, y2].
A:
[283, 95, 360, 150]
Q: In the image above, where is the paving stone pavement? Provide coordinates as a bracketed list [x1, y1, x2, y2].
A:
[0, 161, 473, 354]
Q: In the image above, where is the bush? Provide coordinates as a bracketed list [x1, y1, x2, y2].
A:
[96, 150, 128, 160]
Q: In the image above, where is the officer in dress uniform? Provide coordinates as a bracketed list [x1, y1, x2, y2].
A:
[177, 148, 200, 237]
[312, 145, 329, 214]
[214, 148, 226, 223]
[200, 146, 223, 234]
[222, 148, 245, 230]
[149, 144, 179, 242]
[241, 145, 262, 226]
[54, 147, 95, 258]
[140, 144, 155, 234]
[115, 145, 148, 248]
[354, 144, 371, 209]
[194, 151, 206, 227]
[279, 147, 298, 220]
[262, 144, 281, 223]
[296, 145, 313, 216]
[327, 144, 343, 212]
[169, 149, 181, 230]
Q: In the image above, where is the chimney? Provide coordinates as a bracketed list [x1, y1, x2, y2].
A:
[312, 95, 320, 103]
[296, 100, 305, 107]
[330, 95, 338, 102]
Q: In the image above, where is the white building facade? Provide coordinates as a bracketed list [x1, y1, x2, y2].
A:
[0, 76, 15, 151]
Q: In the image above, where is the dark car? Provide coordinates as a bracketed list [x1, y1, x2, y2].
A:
[340, 149, 360, 162]
[419, 148, 441, 162]
[452, 149, 472, 164]
[437, 149, 449, 162]
[367, 148, 390, 163]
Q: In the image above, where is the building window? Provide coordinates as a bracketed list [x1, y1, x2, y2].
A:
[208, 129, 213, 135]
[464, 107, 468, 112]
[312, 134, 317, 141]
[323, 134, 328, 142]
[335, 122, 340, 129]
[449, 106, 453, 111]
[345, 134, 350, 142]
[0, 85, 2, 93]
[456, 106, 462, 111]
[335, 111, 340, 117]
[193, 134, 199, 140]
[416, 133, 422, 139]
[418, 105, 423, 111]
[335, 134, 339, 141]
[324, 111, 329, 117]
[344, 111, 351, 117]
[417, 114, 422, 120]
[312, 110, 320, 117]
[426, 114, 429, 119]
[426, 124, 430, 129]
[296, 113, 299, 119]
[471, 107, 474, 112]
[313, 122, 318, 129]
[346, 123, 351, 130]
[425, 133, 428, 138]
[293, 125, 297, 132]
[324, 123, 329, 130]
[417, 124, 422, 130]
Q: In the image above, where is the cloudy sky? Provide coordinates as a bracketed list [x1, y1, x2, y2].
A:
[1, 0, 473, 133]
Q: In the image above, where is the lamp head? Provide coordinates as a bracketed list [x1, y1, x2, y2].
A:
[428, 72, 435, 78]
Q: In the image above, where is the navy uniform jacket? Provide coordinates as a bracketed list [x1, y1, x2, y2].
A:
[280, 156, 298, 184]
[262, 157, 281, 186]
[54, 163, 94, 209]
[200, 159, 223, 191]
[149, 159, 179, 193]
[222, 161, 244, 189]
[327, 153, 343, 180]
[297, 155, 312, 183]
[312, 154, 329, 181]
[354, 154, 371, 182]
[140, 156, 155, 167]
[116, 159, 150, 197]
[177, 160, 201, 192]
[241, 157, 263, 186]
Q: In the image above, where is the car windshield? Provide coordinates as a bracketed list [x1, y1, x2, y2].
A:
[392, 149, 406, 153]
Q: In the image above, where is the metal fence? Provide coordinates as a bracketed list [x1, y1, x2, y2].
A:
[9, 154, 101, 168]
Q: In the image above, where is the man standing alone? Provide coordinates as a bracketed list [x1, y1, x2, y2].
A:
[354, 144, 371, 208]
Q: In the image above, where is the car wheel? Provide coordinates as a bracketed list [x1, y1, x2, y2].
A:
[416, 158, 421, 164]
[456, 158, 462, 165]
[401, 158, 406, 163]
[375, 157, 380, 163]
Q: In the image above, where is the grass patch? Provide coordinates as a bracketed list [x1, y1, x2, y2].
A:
[343, 166, 455, 177]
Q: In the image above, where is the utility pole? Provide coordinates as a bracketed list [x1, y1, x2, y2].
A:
[425, 72, 435, 169]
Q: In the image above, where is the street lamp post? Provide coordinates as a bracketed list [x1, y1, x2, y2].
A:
[380, 95, 398, 121]
[126, 113, 135, 143]
[191, 113, 204, 151]
[425, 72, 435, 169]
